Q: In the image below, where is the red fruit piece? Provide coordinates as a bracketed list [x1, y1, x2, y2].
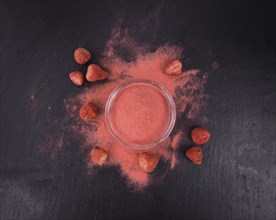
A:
[165, 59, 183, 75]
[191, 127, 211, 144]
[69, 71, 84, 86]
[74, 47, 91, 65]
[86, 64, 108, 82]
[186, 146, 203, 165]
[79, 102, 97, 121]
[138, 152, 160, 173]
[91, 148, 108, 166]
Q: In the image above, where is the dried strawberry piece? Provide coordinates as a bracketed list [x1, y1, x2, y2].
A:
[186, 146, 203, 165]
[138, 152, 160, 173]
[91, 148, 108, 166]
[86, 64, 108, 82]
[74, 47, 91, 65]
[191, 127, 211, 144]
[164, 59, 183, 75]
[79, 102, 97, 121]
[69, 71, 84, 86]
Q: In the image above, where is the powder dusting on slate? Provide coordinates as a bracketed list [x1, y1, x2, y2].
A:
[61, 26, 208, 188]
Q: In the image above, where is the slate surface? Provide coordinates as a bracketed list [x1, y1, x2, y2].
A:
[1, 1, 276, 220]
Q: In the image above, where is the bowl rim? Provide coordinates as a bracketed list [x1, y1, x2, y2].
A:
[105, 79, 176, 149]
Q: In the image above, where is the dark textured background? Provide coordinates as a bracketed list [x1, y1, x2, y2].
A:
[1, 1, 276, 220]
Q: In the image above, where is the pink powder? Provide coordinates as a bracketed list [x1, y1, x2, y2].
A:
[171, 131, 183, 150]
[109, 83, 170, 145]
[60, 25, 209, 189]
[211, 61, 220, 70]
[170, 132, 183, 169]
[170, 153, 177, 169]
[30, 94, 35, 101]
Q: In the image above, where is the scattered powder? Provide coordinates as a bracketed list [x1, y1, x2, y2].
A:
[61, 26, 208, 188]
[202, 116, 210, 124]
[170, 153, 177, 169]
[211, 61, 220, 70]
[30, 94, 35, 101]
[171, 131, 183, 150]
[170, 131, 183, 169]
[35, 134, 64, 160]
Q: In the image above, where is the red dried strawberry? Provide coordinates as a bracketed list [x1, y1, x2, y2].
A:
[91, 148, 108, 166]
[79, 102, 97, 121]
[165, 59, 183, 75]
[86, 64, 108, 82]
[186, 146, 203, 165]
[191, 127, 211, 144]
[69, 71, 84, 86]
[74, 47, 91, 65]
[138, 152, 160, 173]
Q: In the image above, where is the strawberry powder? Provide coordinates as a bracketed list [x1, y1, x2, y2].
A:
[109, 83, 170, 145]
[62, 26, 208, 189]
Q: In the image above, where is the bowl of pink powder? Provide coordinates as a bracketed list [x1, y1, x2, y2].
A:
[105, 79, 176, 149]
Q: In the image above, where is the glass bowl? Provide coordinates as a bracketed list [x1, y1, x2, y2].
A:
[105, 79, 176, 149]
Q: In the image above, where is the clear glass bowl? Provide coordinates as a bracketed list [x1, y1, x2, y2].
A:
[105, 79, 176, 149]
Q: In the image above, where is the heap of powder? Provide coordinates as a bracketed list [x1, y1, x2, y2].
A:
[62, 26, 208, 189]
[109, 83, 170, 145]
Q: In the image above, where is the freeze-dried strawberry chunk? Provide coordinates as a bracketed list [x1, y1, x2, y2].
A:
[79, 102, 97, 121]
[186, 146, 203, 165]
[74, 47, 91, 65]
[138, 152, 160, 173]
[69, 71, 84, 86]
[191, 127, 211, 144]
[91, 148, 108, 166]
[86, 64, 108, 82]
[165, 59, 183, 75]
